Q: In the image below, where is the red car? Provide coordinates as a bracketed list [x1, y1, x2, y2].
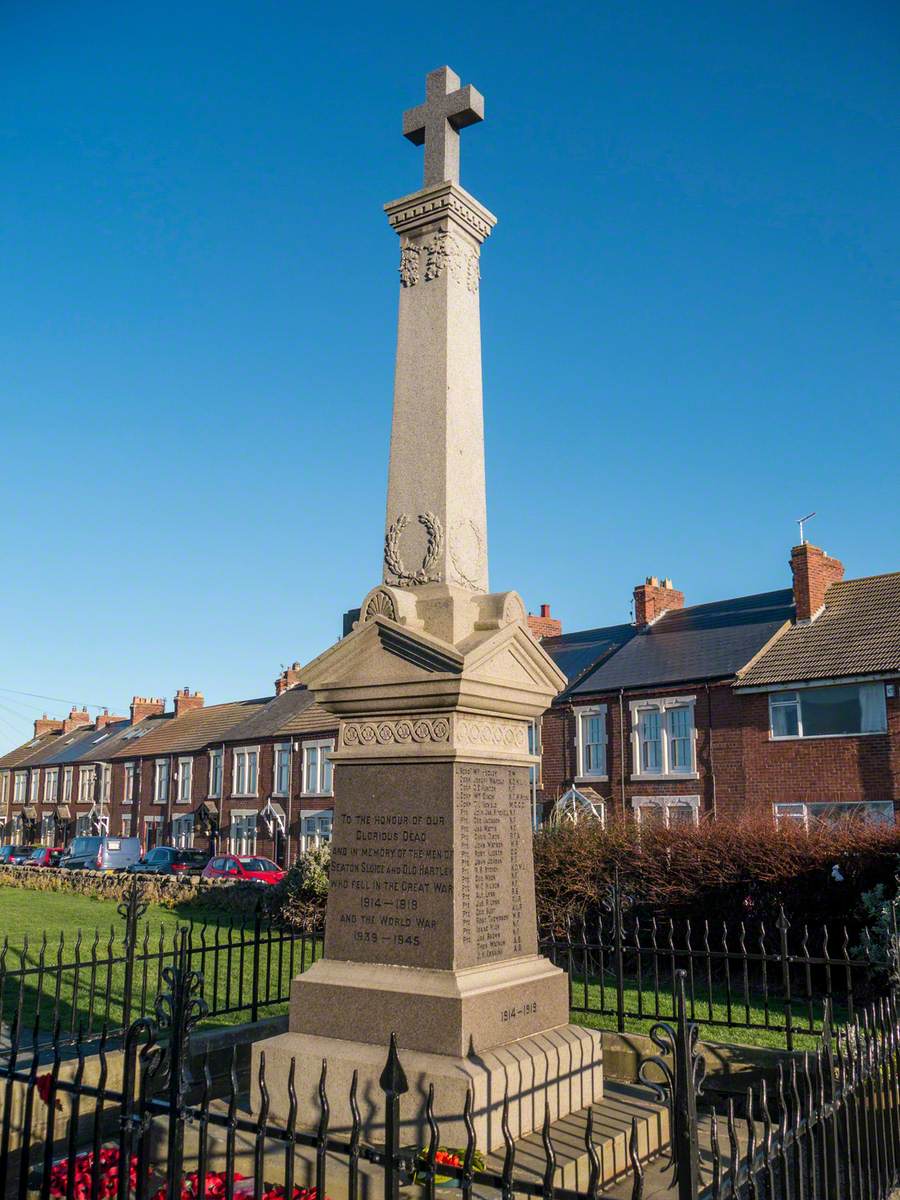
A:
[25, 846, 65, 868]
[202, 854, 286, 885]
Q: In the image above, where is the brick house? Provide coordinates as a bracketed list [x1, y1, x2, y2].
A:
[531, 543, 900, 828]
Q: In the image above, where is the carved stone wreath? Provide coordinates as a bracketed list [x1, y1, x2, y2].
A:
[384, 512, 443, 586]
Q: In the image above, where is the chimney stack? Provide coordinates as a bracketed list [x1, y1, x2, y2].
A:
[275, 662, 304, 695]
[34, 714, 64, 737]
[634, 576, 684, 626]
[130, 696, 165, 725]
[63, 706, 91, 733]
[95, 708, 126, 730]
[527, 604, 563, 640]
[174, 687, 205, 718]
[790, 542, 844, 622]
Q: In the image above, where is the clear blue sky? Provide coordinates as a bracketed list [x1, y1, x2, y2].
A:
[1, 1, 897, 750]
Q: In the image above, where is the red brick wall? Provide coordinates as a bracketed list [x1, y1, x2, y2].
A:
[537, 683, 900, 823]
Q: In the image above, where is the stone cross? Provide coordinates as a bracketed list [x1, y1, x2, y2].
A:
[403, 66, 485, 187]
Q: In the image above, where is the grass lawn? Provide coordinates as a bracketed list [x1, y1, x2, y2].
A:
[0, 888, 319, 1036]
[0, 890, 837, 1052]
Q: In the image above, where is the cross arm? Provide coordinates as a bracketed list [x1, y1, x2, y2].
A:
[402, 103, 428, 145]
[445, 84, 484, 130]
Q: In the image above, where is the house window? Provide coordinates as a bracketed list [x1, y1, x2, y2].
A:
[303, 741, 334, 796]
[172, 813, 194, 848]
[62, 767, 73, 805]
[75, 813, 91, 837]
[30, 770, 41, 802]
[274, 744, 291, 796]
[230, 812, 257, 854]
[44, 769, 59, 804]
[0, 772, 8, 808]
[575, 706, 607, 778]
[630, 698, 697, 778]
[78, 768, 95, 805]
[769, 683, 887, 740]
[233, 748, 259, 797]
[177, 758, 193, 803]
[41, 814, 55, 846]
[528, 720, 542, 788]
[124, 763, 137, 804]
[99, 764, 111, 806]
[14, 772, 26, 805]
[154, 760, 170, 804]
[300, 811, 333, 848]
[632, 795, 700, 828]
[209, 750, 223, 798]
[774, 801, 894, 830]
[121, 815, 133, 837]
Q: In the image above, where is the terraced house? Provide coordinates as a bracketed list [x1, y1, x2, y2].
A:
[532, 541, 900, 829]
[0, 666, 338, 863]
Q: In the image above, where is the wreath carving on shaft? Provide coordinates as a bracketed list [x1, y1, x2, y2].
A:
[384, 512, 443, 585]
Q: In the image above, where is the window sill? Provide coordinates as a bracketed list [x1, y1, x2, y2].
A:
[574, 776, 608, 784]
[302, 792, 334, 800]
[769, 731, 887, 742]
[630, 772, 699, 782]
[232, 793, 258, 800]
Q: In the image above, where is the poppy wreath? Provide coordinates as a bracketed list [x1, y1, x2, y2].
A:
[36, 1073, 63, 1112]
[414, 1147, 486, 1186]
[151, 1177, 328, 1200]
[48, 1148, 138, 1200]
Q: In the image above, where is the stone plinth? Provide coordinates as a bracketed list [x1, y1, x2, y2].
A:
[253, 586, 604, 1151]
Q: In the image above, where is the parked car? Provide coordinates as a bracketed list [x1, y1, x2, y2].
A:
[61, 835, 143, 872]
[25, 846, 65, 868]
[0, 844, 39, 865]
[126, 846, 210, 876]
[202, 854, 286, 885]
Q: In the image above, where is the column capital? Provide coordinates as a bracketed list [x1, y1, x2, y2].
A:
[384, 181, 497, 244]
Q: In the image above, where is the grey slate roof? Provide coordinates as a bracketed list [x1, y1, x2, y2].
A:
[111, 698, 271, 758]
[70, 716, 169, 762]
[569, 589, 795, 695]
[542, 623, 637, 689]
[8, 726, 99, 769]
[221, 687, 335, 743]
[736, 573, 900, 688]
[0, 730, 61, 771]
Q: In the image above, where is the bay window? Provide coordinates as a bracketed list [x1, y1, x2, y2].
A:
[769, 683, 887, 739]
[230, 812, 258, 854]
[631, 697, 697, 777]
[632, 795, 700, 828]
[774, 801, 894, 830]
[575, 706, 607, 778]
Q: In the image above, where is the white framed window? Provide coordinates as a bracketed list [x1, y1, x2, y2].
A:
[208, 749, 223, 798]
[44, 768, 59, 804]
[41, 814, 55, 845]
[176, 758, 193, 803]
[302, 740, 334, 796]
[14, 772, 27, 805]
[630, 697, 697, 778]
[300, 810, 333, 849]
[575, 705, 607, 778]
[774, 801, 894, 830]
[124, 763, 137, 804]
[233, 747, 259, 797]
[62, 767, 73, 805]
[632, 795, 700, 828]
[768, 683, 887, 740]
[0, 772, 8, 811]
[154, 759, 170, 804]
[528, 719, 542, 788]
[78, 767, 95, 805]
[30, 770, 41, 802]
[273, 743, 291, 797]
[172, 813, 194, 848]
[121, 814, 133, 837]
[229, 811, 258, 854]
[99, 764, 111, 806]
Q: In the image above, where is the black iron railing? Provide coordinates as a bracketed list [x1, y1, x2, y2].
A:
[0, 880, 324, 1047]
[540, 871, 898, 1050]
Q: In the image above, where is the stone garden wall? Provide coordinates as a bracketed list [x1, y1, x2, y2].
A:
[0, 865, 266, 913]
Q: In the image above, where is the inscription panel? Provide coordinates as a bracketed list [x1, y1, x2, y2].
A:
[325, 762, 456, 970]
[454, 762, 538, 969]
